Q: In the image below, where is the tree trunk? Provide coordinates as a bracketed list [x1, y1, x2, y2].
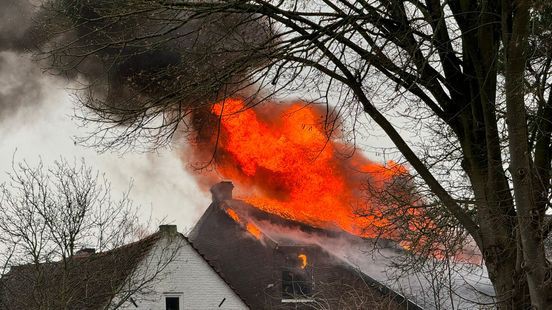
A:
[483, 240, 532, 309]
[503, 0, 552, 308]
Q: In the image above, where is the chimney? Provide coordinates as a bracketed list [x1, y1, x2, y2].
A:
[210, 181, 234, 203]
[159, 224, 178, 235]
[75, 248, 96, 257]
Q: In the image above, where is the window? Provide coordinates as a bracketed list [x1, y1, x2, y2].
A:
[280, 247, 315, 303]
[165, 297, 180, 310]
[282, 270, 312, 300]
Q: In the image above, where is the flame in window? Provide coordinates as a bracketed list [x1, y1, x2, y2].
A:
[298, 254, 307, 269]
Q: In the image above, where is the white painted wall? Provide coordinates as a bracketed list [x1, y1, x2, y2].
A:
[116, 234, 248, 310]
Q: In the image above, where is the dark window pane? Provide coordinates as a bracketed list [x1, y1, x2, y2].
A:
[282, 271, 295, 298]
[282, 270, 312, 299]
[166, 297, 179, 310]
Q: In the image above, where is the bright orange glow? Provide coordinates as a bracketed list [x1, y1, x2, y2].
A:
[205, 98, 413, 239]
[298, 254, 307, 269]
[226, 208, 240, 222]
[225, 208, 262, 240]
[246, 223, 262, 240]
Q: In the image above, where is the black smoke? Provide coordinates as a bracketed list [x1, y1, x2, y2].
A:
[0, 0, 273, 147]
[0, 0, 46, 119]
[0, 0, 37, 52]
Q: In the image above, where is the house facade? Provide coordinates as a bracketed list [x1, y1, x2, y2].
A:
[0, 225, 248, 310]
[116, 225, 248, 310]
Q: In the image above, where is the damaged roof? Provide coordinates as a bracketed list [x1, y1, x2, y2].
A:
[189, 198, 423, 310]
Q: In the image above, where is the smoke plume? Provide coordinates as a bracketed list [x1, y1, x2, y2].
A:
[1, 0, 273, 146]
[0, 0, 48, 119]
[0, 0, 37, 52]
[0, 52, 47, 120]
[36, 1, 273, 146]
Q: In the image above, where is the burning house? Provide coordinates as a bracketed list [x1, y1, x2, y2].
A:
[183, 98, 497, 309]
[184, 98, 432, 308]
[188, 181, 422, 309]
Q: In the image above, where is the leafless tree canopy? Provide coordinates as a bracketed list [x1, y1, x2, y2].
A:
[0, 158, 140, 262]
[30, 1, 274, 150]
[26, 0, 552, 308]
[0, 158, 178, 309]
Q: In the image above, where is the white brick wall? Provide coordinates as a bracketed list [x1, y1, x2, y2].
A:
[117, 234, 248, 310]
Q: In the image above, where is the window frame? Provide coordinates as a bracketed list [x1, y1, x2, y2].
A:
[164, 294, 182, 310]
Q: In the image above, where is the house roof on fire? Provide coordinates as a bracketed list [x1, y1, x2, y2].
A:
[0, 225, 248, 310]
[188, 182, 423, 310]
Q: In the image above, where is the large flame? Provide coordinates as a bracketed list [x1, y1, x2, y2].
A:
[198, 98, 413, 239]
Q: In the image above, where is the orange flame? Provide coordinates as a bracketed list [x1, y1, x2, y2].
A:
[298, 254, 307, 269]
[225, 208, 262, 240]
[197, 98, 416, 239]
[226, 208, 240, 222]
[246, 223, 262, 240]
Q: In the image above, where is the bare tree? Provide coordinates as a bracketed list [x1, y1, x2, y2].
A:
[25, 0, 552, 308]
[0, 158, 178, 309]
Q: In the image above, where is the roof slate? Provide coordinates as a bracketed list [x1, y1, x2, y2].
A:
[0, 233, 162, 310]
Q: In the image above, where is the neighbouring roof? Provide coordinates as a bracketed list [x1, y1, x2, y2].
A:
[0, 231, 165, 310]
[0, 226, 250, 310]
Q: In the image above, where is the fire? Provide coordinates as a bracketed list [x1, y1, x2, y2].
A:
[246, 223, 262, 240]
[226, 208, 240, 222]
[225, 208, 262, 240]
[298, 254, 307, 269]
[197, 98, 415, 239]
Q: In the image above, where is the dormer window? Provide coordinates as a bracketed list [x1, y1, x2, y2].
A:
[280, 248, 315, 302]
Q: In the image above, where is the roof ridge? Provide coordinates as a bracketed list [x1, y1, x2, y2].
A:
[89, 231, 163, 257]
